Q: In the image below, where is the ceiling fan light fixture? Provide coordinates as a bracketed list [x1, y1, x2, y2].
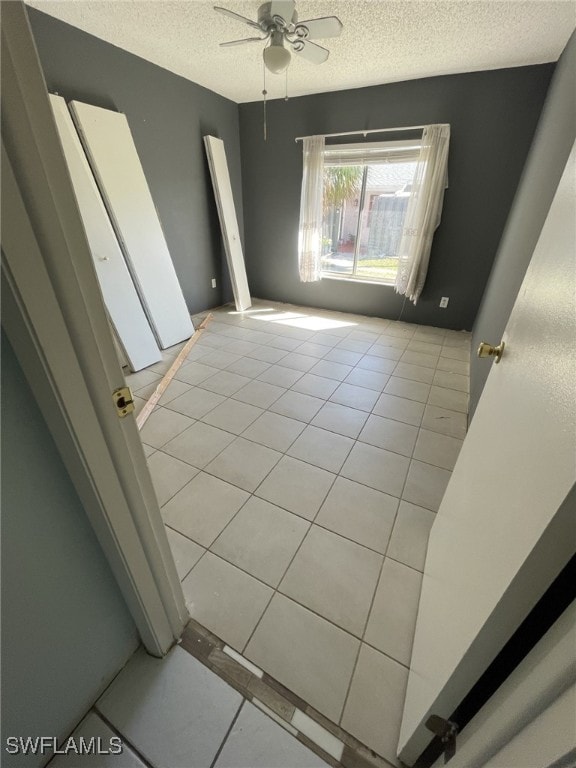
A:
[263, 40, 291, 73]
[215, 2, 343, 88]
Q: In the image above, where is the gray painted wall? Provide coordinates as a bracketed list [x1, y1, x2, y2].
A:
[27, 7, 241, 312]
[239, 65, 553, 330]
[1, 334, 139, 768]
[470, 31, 576, 416]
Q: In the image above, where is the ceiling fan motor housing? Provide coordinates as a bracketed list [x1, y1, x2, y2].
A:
[257, 2, 298, 32]
[214, 2, 340, 70]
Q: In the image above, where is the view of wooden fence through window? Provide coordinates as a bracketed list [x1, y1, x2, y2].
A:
[321, 160, 418, 284]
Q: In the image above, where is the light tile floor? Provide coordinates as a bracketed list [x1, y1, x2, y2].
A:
[49, 646, 330, 768]
[128, 300, 471, 766]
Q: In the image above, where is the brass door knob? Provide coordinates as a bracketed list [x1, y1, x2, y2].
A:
[477, 341, 505, 363]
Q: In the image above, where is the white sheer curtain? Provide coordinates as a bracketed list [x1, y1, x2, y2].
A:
[298, 135, 325, 282]
[395, 124, 450, 304]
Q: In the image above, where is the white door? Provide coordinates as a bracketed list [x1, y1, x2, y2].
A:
[2, 0, 187, 657]
[398, 143, 576, 763]
[50, 95, 161, 372]
[434, 599, 576, 768]
[70, 100, 194, 349]
[204, 136, 251, 312]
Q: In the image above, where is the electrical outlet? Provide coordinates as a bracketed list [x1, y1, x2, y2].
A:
[211, 278, 217, 288]
[439, 297, 449, 308]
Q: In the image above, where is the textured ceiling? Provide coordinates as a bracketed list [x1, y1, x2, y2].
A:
[26, 1, 575, 103]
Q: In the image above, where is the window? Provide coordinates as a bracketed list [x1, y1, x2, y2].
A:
[321, 140, 421, 285]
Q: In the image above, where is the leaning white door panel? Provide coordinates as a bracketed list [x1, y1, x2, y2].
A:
[399, 144, 576, 763]
[204, 135, 251, 311]
[50, 95, 161, 372]
[70, 100, 193, 348]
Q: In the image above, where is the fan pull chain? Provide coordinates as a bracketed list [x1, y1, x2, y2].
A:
[262, 60, 267, 142]
[285, 68, 289, 101]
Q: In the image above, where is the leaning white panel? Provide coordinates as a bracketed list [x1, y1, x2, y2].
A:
[70, 100, 194, 348]
[49, 95, 161, 372]
[204, 135, 251, 312]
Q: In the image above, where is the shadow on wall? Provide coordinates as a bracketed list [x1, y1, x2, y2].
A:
[470, 30, 576, 417]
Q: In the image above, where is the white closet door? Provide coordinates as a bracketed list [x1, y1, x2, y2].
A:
[70, 100, 194, 349]
[50, 95, 161, 372]
[204, 136, 251, 311]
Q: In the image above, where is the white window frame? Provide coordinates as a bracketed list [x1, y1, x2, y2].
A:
[321, 139, 421, 286]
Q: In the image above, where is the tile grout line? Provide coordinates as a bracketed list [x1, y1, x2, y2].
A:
[186, 517, 422, 652]
[93, 707, 156, 768]
[181, 545, 210, 584]
[166, 411, 306, 566]
[202, 470, 285, 579]
[147, 305, 471, 756]
[180, 527, 414, 672]
[158, 349, 467, 544]
[384, 552, 427, 576]
[207, 699, 245, 768]
[239, 465, 339, 653]
[345, 339, 471, 702]
[157, 413, 450, 519]
[164, 443, 451, 584]
[147, 445, 206, 504]
[42, 646, 151, 768]
[305, 516, 399, 560]
[337, 635, 364, 732]
[167, 330, 467, 400]
[338, 498, 398, 727]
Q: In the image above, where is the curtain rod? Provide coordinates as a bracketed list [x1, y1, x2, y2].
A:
[294, 125, 430, 143]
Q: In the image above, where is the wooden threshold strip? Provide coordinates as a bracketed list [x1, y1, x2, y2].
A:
[136, 313, 213, 430]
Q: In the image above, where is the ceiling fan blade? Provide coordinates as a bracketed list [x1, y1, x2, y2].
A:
[270, 0, 296, 25]
[294, 16, 343, 40]
[292, 39, 330, 65]
[220, 37, 267, 47]
[213, 6, 261, 30]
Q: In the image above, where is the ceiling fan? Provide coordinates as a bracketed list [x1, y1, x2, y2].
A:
[214, 1, 343, 74]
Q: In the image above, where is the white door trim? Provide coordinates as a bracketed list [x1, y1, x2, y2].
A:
[1, 1, 188, 657]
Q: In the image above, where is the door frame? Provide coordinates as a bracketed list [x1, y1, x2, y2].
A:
[1, 1, 188, 657]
